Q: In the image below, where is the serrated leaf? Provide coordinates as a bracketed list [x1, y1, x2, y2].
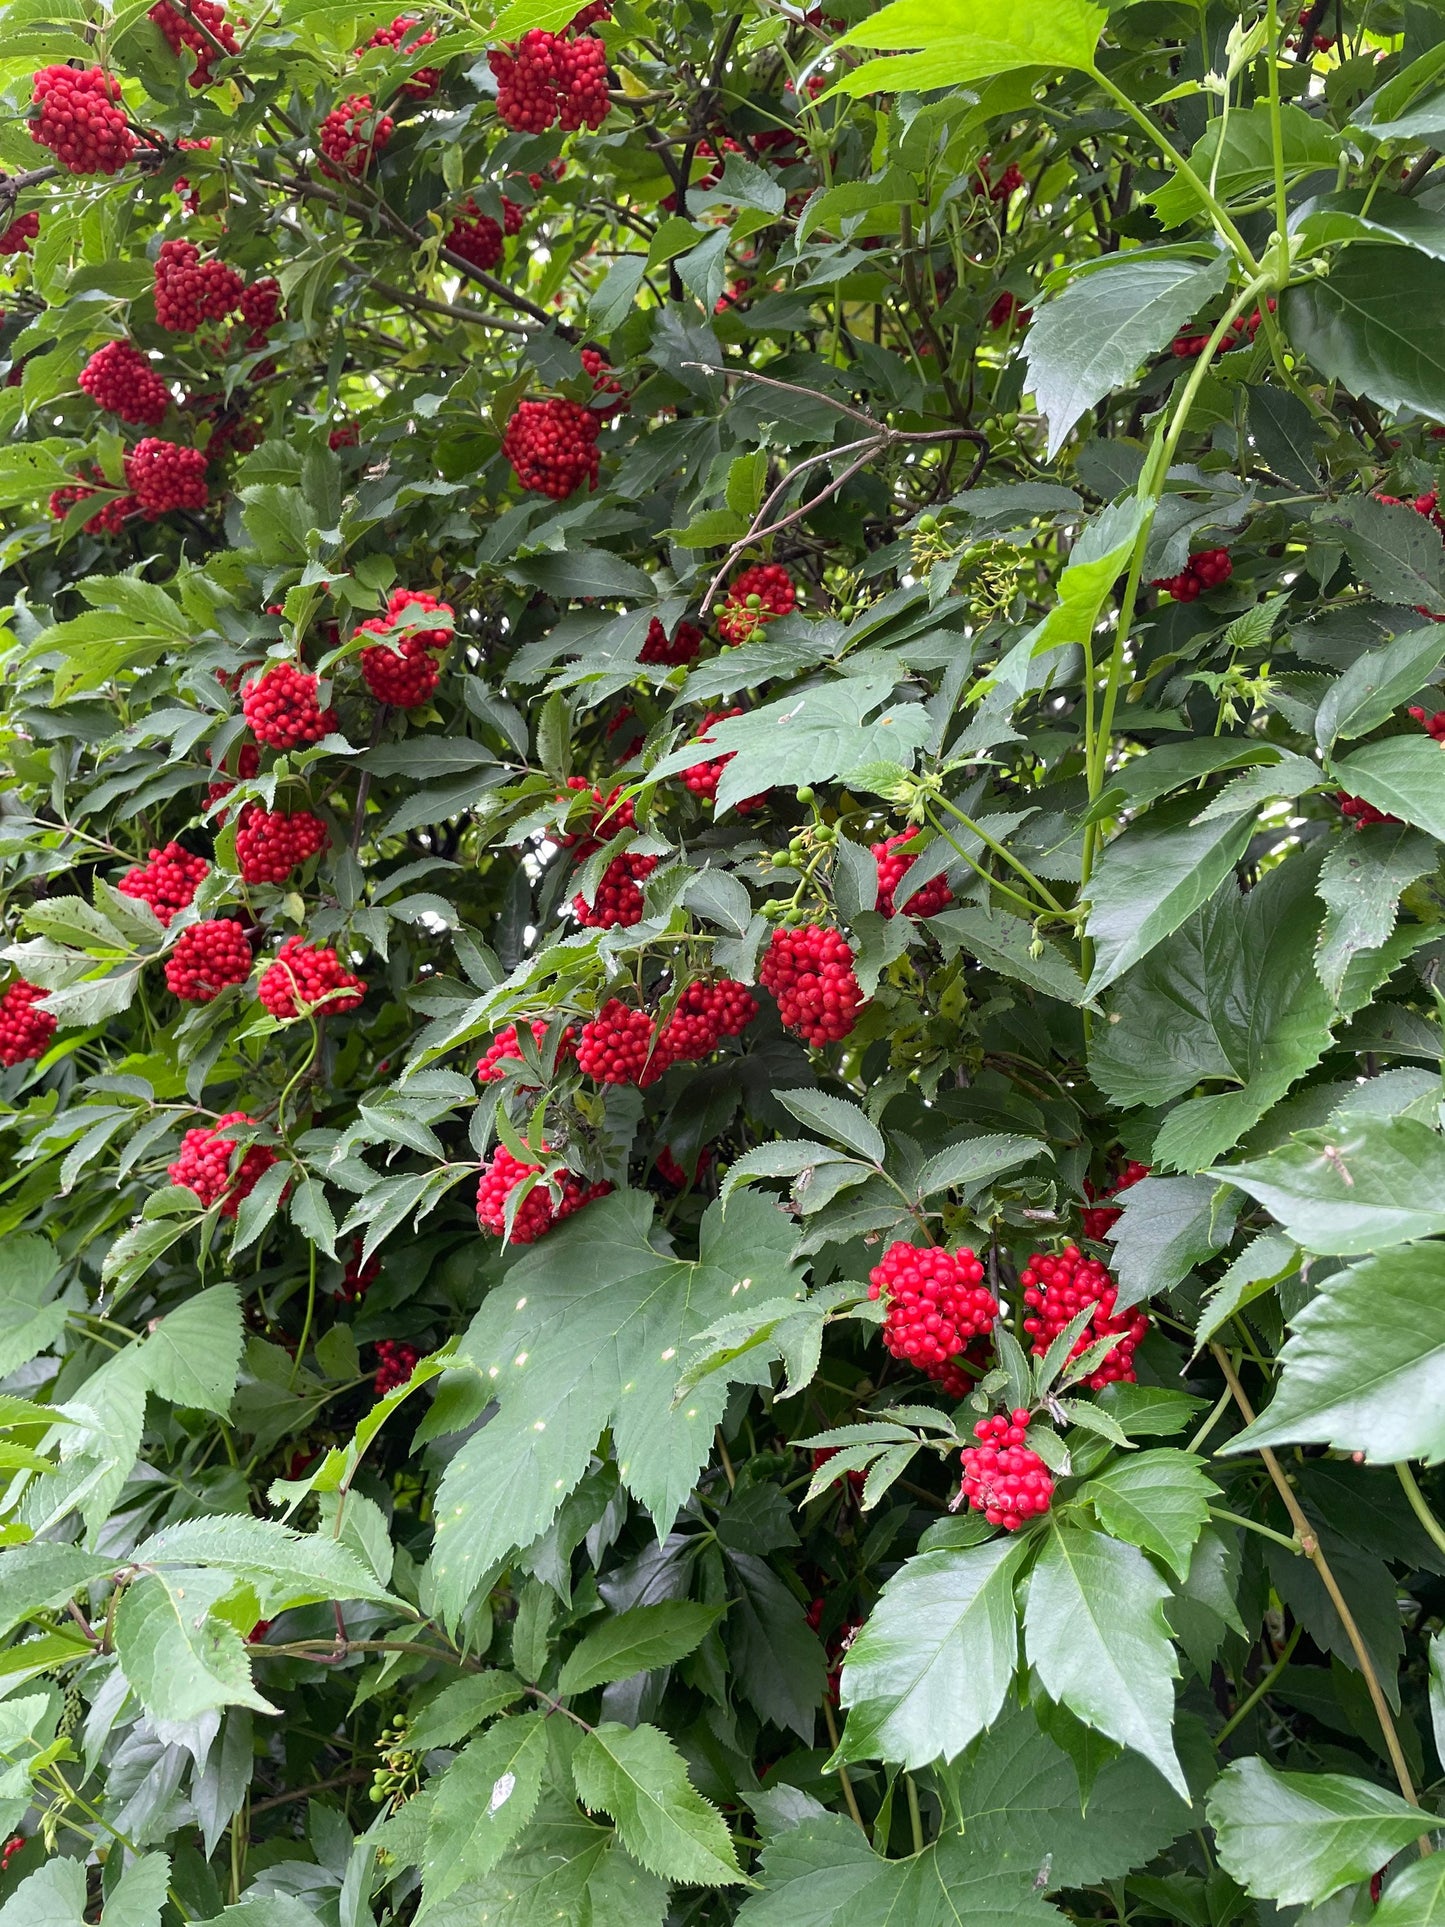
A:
[1080, 1450, 1216, 1580]
[571, 1721, 743, 1886]
[405, 1672, 525, 1753]
[115, 1569, 273, 1722]
[0, 1858, 86, 1927]
[421, 1713, 548, 1910]
[915, 1132, 1047, 1198]
[776, 1090, 885, 1163]
[1331, 733, 1445, 841]
[833, 0, 1106, 97]
[1284, 246, 1445, 421]
[1207, 1757, 1428, 1905]
[1316, 822, 1436, 1000]
[559, 1601, 722, 1694]
[130, 1516, 398, 1612]
[141, 1282, 243, 1415]
[1218, 1116, 1445, 1254]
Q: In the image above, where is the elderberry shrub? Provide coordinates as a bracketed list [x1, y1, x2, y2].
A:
[5, 1, 1445, 1919]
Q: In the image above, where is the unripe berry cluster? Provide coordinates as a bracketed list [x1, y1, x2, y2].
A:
[759, 923, 864, 1046]
[502, 397, 600, 499]
[639, 616, 703, 666]
[125, 438, 209, 518]
[374, 1338, 420, 1395]
[319, 95, 394, 178]
[476, 1144, 610, 1243]
[873, 833, 953, 918]
[31, 66, 135, 176]
[242, 663, 337, 749]
[236, 806, 330, 883]
[165, 919, 254, 1002]
[356, 588, 454, 708]
[959, 1411, 1054, 1531]
[0, 212, 39, 256]
[361, 15, 441, 96]
[867, 1241, 997, 1368]
[258, 936, 365, 1020]
[1081, 1160, 1150, 1241]
[572, 850, 656, 928]
[168, 1112, 276, 1215]
[488, 29, 610, 135]
[78, 340, 169, 425]
[149, 0, 238, 85]
[717, 563, 795, 645]
[1020, 1244, 1150, 1389]
[0, 980, 55, 1067]
[154, 238, 244, 333]
[1151, 548, 1232, 602]
[445, 197, 524, 270]
[118, 842, 209, 925]
[477, 1018, 574, 1083]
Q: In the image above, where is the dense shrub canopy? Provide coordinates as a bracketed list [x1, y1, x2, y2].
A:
[6, 0, 1445, 1919]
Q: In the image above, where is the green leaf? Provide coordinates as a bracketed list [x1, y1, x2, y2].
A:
[558, 1601, 723, 1694]
[1217, 1117, 1445, 1255]
[1284, 246, 1445, 420]
[931, 905, 1088, 1004]
[421, 1713, 549, 1910]
[1315, 822, 1436, 1000]
[0, 1859, 85, 1927]
[140, 1282, 243, 1414]
[733, 1815, 879, 1926]
[1374, 1856, 1445, 1923]
[405, 1671, 525, 1753]
[835, 1539, 1026, 1768]
[0, 1234, 65, 1378]
[99, 1854, 170, 1927]
[1316, 625, 1445, 750]
[1079, 1450, 1216, 1581]
[915, 1134, 1047, 1198]
[1023, 1525, 1186, 1796]
[571, 1721, 744, 1886]
[1296, 188, 1445, 263]
[1109, 1175, 1236, 1310]
[1207, 1757, 1428, 1906]
[1152, 105, 1340, 227]
[1024, 256, 1228, 461]
[421, 1798, 666, 1925]
[129, 1516, 398, 1612]
[1315, 497, 1445, 618]
[1331, 733, 1445, 840]
[590, 256, 646, 334]
[833, 0, 1107, 97]
[776, 1089, 885, 1164]
[1228, 1242, 1445, 1463]
[115, 1570, 273, 1722]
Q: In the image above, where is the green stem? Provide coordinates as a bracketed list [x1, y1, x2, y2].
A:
[1263, 0, 1291, 253]
[925, 814, 1057, 923]
[288, 1239, 317, 1392]
[1209, 1505, 1300, 1553]
[1397, 1462, 1445, 1563]
[1216, 1623, 1303, 1745]
[905, 1772, 925, 1856]
[930, 795, 1068, 914]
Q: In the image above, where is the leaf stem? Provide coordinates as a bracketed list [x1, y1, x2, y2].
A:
[1396, 1462, 1445, 1563]
[1208, 1505, 1299, 1552]
[821, 1699, 867, 1833]
[1215, 1622, 1302, 1745]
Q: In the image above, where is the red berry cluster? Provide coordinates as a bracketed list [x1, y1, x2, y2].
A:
[168, 1112, 277, 1216]
[575, 979, 755, 1086]
[759, 923, 864, 1046]
[356, 588, 454, 708]
[329, 420, 360, 449]
[873, 833, 953, 918]
[149, 0, 237, 85]
[236, 805, 329, 883]
[975, 157, 1024, 200]
[374, 1338, 420, 1394]
[319, 95, 394, 178]
[557, 774, 634, 856]
[960, 1411, 1054, 1531]
[716, 564, 796, 645]
[576, 998, 657, 1084]
[0, 1837, 23, 1873]
[1081, 1160, 1150, 1241]
[236, 276, 281, 351]
[124, 438, 209, 518]
[1021, 1244, 1150, 1389]
[258, 936, 365, 1020]
[656, 1142, 711, 1189]
[987, 290, 1031, 330]
[682, 708, 742, 805]
[1151, 547, 1232, 602]
[208, 741, 261, 820]
[867, 1241, 997, 1369]
[580, 346, 627, 412]
[153, 238, 243, 333]
[640, 616, 703, 666]
[1171, 300, 1274, 359]
[165, 919, 253, 1002]
[341, 1235, 379, 1300]
[242, 663, 337, 749]
[476, 1144, 610, 1243]
[489, 29, 610, 135]
[477, 1018, 574, 1083]
[445, 196, 524, 270]
[572, 850, 656, 927]
[0, 980, 55, 1067]
[1410, 704, 1445, 742]
[118, 842, 209, 925]
[78, 340, 169, 425]
[502, 397, 600, 498]
[1338, 791, 1396, 828]
[361, 15, 441, 96]
[31, 66, 135, 176]
[48, 467, 139, 534]
[0, 212, 39, 256]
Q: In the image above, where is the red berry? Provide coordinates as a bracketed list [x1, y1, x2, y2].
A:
[656, 1142, 710, 1188]
[329, 419, 360, 449]
[257, 935, 365, 1021]
[556, 774, 635, 856]
[153, 237, 243, 333]
[124, 437, 209, 518]
[0, 212, 39, 256]
[48, 465, 140, 534]
[476, 1143, 610, 1243]
[976, 157, 1024, 200]
[445, 196, 524, 270]
[340, 1234, 379, 1300]
[361, 15, 441, 96]
[319, 94, 393, 178]
[118, 842, 209, 926]
[758, 923, 864, 1046]
[580, 345, 627, 412]
[78, 340, 170, 425]
[681, 707, 743, 806]
[488, 28, 610, 135]
[168, 1111, 276, 1216]
[241, 663, 337, 750]
[31, 66, 134, 176]
[1338, 791, 1397, 828]
[149, 0, 237, 85]
[1020, 1243, 1150, 1390]
[502, 396, 600, 499]
[164, 919, 253, 1002]
[1081, 1160, 1150, 1241]
[0, 1836, 24, 1873]
[652, 977, 756, 1073]
[867, 1241, 997, 1369]
[356, 587, 454, 707]
[236, 275, 281, 351]
[872, 833, 953, 918]
[1151, 547, 1233, 602]
[987, 289, 1031, 330]
[373, 1338, 421, 1395]
[716, 564, 795, 645]
[1410, 704, 1445, 742]
[0, 980, 55, 1067]
[959, 1412, 1054, 1531]
[572, 850, 656, 928]
[476, 1018, 574, 1083]
[575, 998, 657, 1084]
[639, 617, 703, 666]
[235, 805, 329, 883]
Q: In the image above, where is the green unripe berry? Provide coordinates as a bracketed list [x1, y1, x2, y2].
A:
[795, 785, 814, 804]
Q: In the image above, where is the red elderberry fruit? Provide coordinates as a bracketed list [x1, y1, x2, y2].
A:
[153, 237, 243, 333]
[1151, 547, 1233, 603]
[78, 340, 170, 425]
[445, 196, 524, 270]
[48, 467, 139, 534]
[489, 28, 610, 135]
[236, 276, 281, 351]
[361, 15, 441, 97]
[959, 1410, 1054, 1531]
[0, 1836, 23, 1873]
[580, 346, 628, 413]
[207, 741, 261, 821]
[118, 842, 209, 926]
[0, 211, 39, 257]
[1338, 791, 1397, 828]
[868, 1241, 998, 1369]
[476, 1143, 611, 1243]
[1081, 1160, 1150, 1241]
[149, 0, 238, 85]
[356, 588, 455, 708]
[1410, 704, 1445, 742]
[639, 616, 703, 666]
[258, 935, 365, 1020]
[556, 774, 634, 857]
[975, 156, 1024, 200]
[165, 919, 254, 1002]
[987, 289, 1031, 330]
[568, 1, 610, 28]
[656, 1143, 711, 1189]
[502, 397, 600, 499]
[572, 850, 656, 928]
[374, 1338, 421, 1395]
[235, 805, 329, 883]
[329, 419, 360, 449]
[340, 1234, 380, 1300]
[716, 563, 796, 645]
[808, 1446, 865, 1497]
[681, 708, 744, 807]
[241, 662, 338, 750]
[31, 66, 135, 176]
[873, 833, 953, 918]
[759, 923, 864, 1047]
[575, 998, 657, 1084]
[319, 94, 394, 178]
[476, 1018, 574, 1083]
[653, 977, 757, 1075]
[1020, 1243, 1150, 1390]
[168, 1111, 277, 1216]
[124, 437, 209, 518]
[0, 979, 55, 1067]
